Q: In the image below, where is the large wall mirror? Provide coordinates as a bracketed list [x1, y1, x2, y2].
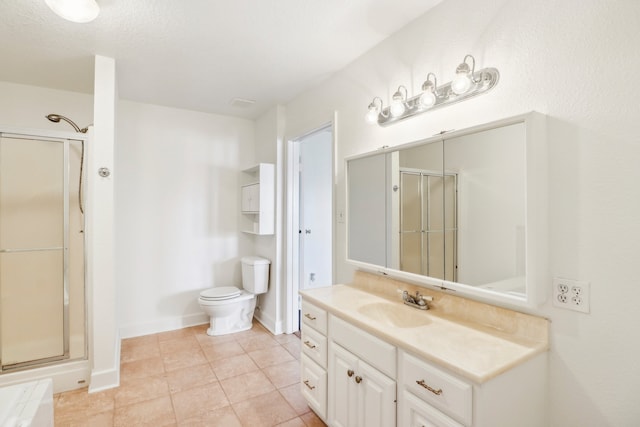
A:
[347, 112, 547, 306]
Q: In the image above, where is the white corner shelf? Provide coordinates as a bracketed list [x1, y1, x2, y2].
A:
[240, 163, 274, 235]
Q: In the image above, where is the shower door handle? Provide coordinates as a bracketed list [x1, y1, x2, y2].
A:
[0, 246, 64, 253]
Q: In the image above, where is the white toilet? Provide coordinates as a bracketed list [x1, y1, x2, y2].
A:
[198, 256, 270, 336]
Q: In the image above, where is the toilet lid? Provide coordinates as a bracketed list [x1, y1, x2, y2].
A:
[200, 286, 242, 300]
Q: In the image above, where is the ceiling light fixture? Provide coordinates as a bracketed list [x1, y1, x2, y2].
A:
[366, 54, 499, 127]
[45, 0, 100, 23]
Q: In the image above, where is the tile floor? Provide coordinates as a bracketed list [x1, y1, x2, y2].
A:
[53, 322, 326, 426]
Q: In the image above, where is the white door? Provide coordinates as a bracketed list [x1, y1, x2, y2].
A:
[328, 343, 359, 427]
[357, 358, 397, 427]
[298, 128, 333, 291]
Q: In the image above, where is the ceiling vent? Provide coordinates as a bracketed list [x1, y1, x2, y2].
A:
[230, 98, 256, 109]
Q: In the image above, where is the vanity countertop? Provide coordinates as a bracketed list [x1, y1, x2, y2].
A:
[299, 272, 549, 384]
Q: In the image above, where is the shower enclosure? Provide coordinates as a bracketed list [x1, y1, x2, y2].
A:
[398, 169, 457, 281]
[0, 130, 86, 374]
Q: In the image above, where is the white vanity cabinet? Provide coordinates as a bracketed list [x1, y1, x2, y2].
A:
[398, 349, 547, 427]
[240, 163, 274, 235]
[300, 301, 328, 419]
[327, 316, 396, 427]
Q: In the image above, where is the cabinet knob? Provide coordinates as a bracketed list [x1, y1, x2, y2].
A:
[355, 376, 363, 384]
[303, 340, 316, 349]
[416, 379, 443, 395]
[304, 313, 316, 321]
[303, 380, 315, 390]
[347, 369, 354, 377]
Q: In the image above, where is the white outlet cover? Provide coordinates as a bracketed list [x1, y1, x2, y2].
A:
[553, 278, 590, 314]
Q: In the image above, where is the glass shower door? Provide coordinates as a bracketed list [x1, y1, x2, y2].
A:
[0, 135, 68, 369]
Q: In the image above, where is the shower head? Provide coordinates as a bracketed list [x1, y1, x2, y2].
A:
[45, 113, 90, 133]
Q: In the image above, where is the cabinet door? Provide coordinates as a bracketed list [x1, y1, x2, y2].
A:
[241, 184, 260, 213]
[401, 390, 463, 427]
[357, 358, 396, 427]
[328, 343, 359, 427]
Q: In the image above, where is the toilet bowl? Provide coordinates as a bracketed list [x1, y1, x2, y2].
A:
[198, 256, 270, 336]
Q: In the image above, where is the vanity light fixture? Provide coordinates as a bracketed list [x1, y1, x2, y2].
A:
[390, 86, 409, 117]
[367, 54, 499, 127]
[45, 0, 100, 23]
[365, 97, 387, 123]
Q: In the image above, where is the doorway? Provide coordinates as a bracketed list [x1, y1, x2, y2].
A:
[286, 124, 334, 333]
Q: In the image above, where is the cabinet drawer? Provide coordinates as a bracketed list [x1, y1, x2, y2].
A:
[400, 351, 472, 426]
[301, 354, 327, 420]
[330, 315, 396, 378]
[301, 300, 327, 335]
[401, 389, 463, 427]
[301, 325, 327, 368]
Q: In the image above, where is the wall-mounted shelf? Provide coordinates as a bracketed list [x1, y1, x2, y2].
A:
[240, 163, 274, 235]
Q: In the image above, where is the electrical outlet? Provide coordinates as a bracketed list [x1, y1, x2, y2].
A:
[553, 278, 590, 313]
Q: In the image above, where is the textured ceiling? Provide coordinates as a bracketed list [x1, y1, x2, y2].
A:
[0, 0, 443, 119]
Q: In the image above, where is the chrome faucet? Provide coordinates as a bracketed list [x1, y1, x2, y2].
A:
[401, 290, 433, 310]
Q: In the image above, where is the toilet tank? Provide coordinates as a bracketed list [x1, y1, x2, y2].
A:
[241, 256, 270, 294]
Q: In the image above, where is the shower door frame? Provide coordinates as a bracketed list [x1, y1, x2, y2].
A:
[0, 127, 87, 373]
[398, 167, 458, 281]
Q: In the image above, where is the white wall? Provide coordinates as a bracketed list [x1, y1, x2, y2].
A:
[88, 55, 118, 392]
[283, 0, 640, 424]
[252, 105, 285, 333]
[116, 100, 254, 337]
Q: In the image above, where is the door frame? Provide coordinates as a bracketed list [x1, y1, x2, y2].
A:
[284, 120, 336, 333]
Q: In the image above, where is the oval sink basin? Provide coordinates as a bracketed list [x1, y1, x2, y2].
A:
[357, 302, 431, 328]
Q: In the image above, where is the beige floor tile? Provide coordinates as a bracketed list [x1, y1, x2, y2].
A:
[194, 329, 237, 345]
[114, 374, 169, 408]
[236, 333, 280, 352]
[55, 409, 114, 427]
[120, 341, 161, 363]
[282, 340, 301, 360]
[55, 325, 304, 426]
[276, 417, 307, 427]
[162, 348, 208, 372]
[300, 410, 327, 426]
[121, 334, 159, 350]
[249, 345, 296, 368]
[54, 387, 115, 418]
[263, 360, 301, 389]
[210, 353, 260, 381]
[232, 390, 298, 427]
[157, 327, 195, 342]
[165, 362, 218, 393]
[279, 383, 312, 416]
[120, 356, 165, 380]
[114, 395, 176, 427]
[171, 382, 230, 422]
[200, 340, 245, 362]
[219, 370, 276, 403]
[159, 335, 202, 355]
[177, 405, 242, 427]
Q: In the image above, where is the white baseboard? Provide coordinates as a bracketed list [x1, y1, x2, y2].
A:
[0, 360, 90, 394]
[254, 308, 283, 335]
[119, 312, 209, 339]
[89, 332, 120, 393]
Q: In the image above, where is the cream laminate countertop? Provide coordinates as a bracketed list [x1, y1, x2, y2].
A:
[300, 277, 549, 384]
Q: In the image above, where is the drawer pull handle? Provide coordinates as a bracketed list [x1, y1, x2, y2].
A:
[355, 376, 363, 384]
[304, 313, 317, 321]
[303, 340, 316, 349]
[416, 379, 442, 395]
[347, 369, 354, 377]
[303, 380, 315, 390]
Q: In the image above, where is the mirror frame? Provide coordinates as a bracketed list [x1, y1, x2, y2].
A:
[345, 112, 547, 308]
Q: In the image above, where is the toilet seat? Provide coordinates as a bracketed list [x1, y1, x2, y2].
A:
[199, 286, 242, 301]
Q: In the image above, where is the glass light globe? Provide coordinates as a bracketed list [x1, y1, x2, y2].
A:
[451, 73, 472, 95]
[420, 91, 436, 108]
[365, 108, 379, 124]
[390, 101, 405, 117]
[45, 0, 100, 23]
